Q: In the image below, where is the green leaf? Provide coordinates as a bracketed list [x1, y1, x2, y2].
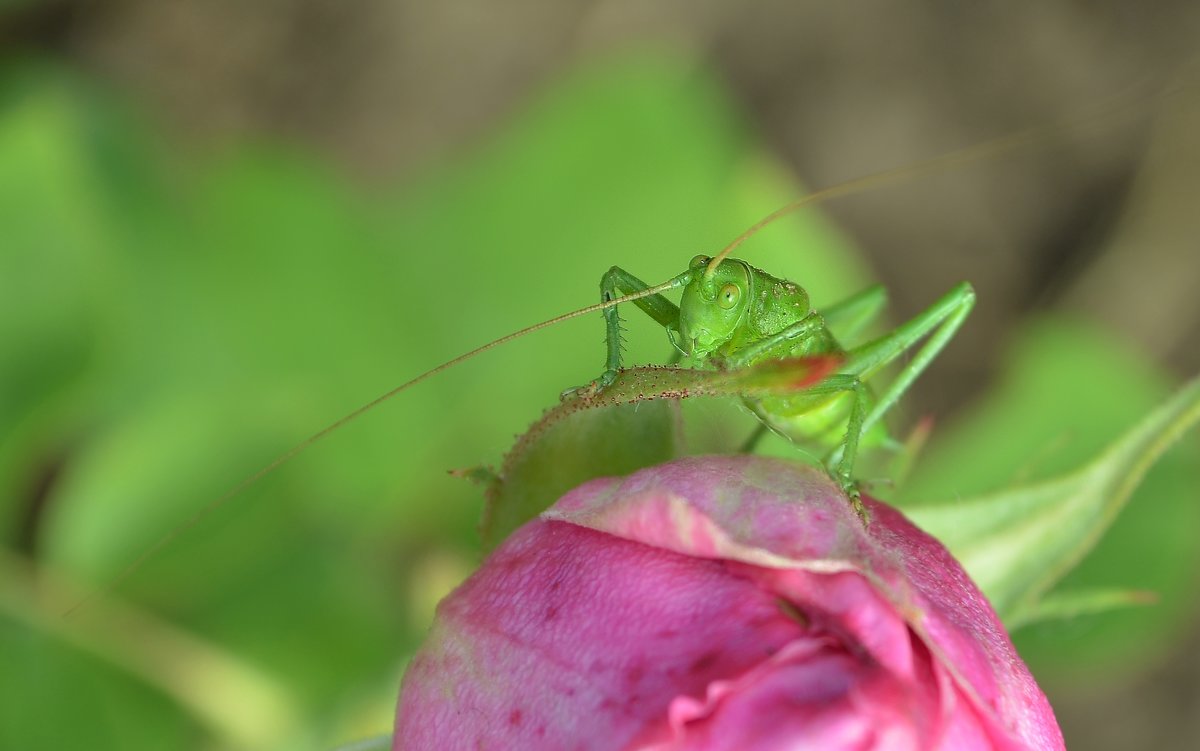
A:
[1, 53, 874, 751]
[0, 548, 299, 750]
[906, 374, 1200, 627]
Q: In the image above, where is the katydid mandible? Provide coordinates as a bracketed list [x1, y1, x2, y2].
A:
[588, 252, 974, 519]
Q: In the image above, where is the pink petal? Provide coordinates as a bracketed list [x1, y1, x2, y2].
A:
[396, 455, 1063, 751]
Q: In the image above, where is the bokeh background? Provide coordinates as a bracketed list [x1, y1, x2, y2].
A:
[3, 1, 1199, 749]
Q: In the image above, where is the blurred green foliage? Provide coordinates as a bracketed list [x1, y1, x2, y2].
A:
[1, 50, 1196, 750]
[900, 321, 1200, 685]
[0, 53, 871, 750]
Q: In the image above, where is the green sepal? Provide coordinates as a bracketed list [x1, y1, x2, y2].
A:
[480, 399, 681, 553]
[480, 358, 839, 550]
[1008, 587, 1157, 629]
[906, 375, 1200, 626]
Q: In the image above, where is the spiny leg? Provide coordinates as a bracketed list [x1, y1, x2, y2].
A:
[719, 314, 864, 503]
[597, 266, 681, 387]
[788, 374, 871, 521]
[729, 356, 872, 517]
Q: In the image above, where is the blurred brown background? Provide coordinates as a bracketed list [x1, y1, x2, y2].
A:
[4, 1, 1199, 748]
[10, 0, 1196, 400]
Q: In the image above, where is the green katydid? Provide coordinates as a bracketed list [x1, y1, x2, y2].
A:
[585, 252, 974, 520]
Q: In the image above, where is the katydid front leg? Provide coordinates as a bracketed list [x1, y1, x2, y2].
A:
[720, 313, 830, 366]
[597, 266, 682, 387]
[578, 256, 974, 527]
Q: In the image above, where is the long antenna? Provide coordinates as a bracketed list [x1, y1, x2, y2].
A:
[704, 79, 1177, 279]
[64, 276, 685, 617]
[70, 76, 1184, 615]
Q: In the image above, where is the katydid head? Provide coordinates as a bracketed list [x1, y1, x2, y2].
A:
[678, 254, 752, 357]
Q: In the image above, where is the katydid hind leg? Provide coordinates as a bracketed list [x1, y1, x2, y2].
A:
[821, 284, 889, 344]
[838, 281, 976, 440]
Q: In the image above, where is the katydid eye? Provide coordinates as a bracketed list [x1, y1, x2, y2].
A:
[690, 254, 709, 269]
[718, 283, 741, 309]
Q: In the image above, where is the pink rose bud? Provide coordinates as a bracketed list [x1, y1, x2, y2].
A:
[395, 456, 1063, 750]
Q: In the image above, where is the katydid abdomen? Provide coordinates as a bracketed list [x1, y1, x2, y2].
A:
[752, 386, 885, 452]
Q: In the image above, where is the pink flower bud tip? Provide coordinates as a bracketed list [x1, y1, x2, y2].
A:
[395, 455, 1063, 750]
